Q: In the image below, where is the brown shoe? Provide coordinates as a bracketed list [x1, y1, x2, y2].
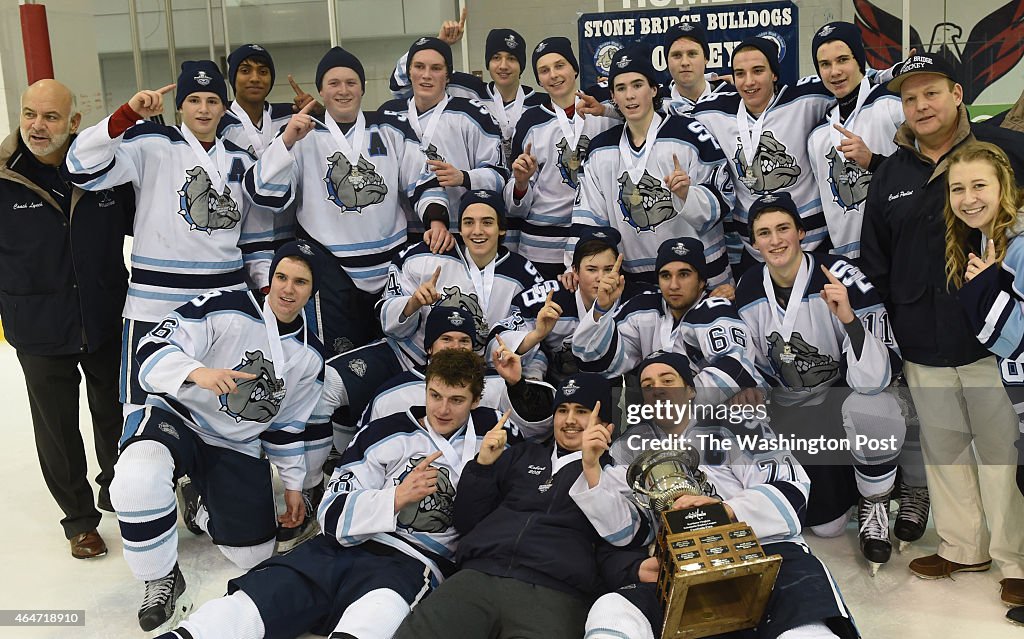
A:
[1002, 579, 1024, 606]
[70, 530, 107, 559]
[909, 553, 990, 579]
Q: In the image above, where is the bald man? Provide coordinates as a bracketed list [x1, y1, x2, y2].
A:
[0, 79, 134, 558]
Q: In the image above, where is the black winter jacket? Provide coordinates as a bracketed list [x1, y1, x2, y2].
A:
[860, 106, 1024, 366]
[0, 131, 133, 355]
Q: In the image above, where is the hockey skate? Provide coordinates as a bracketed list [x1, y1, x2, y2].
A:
[858, 492, 892, 576]
[138, 563, 191, 632]
[176, 476, 204, 536]
[894, 481, 929, 552]
[276, 485, 323, 554]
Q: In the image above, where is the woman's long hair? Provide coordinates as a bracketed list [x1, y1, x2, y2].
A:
[943, 141, 1023, 289]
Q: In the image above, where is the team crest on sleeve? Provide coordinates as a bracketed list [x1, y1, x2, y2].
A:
[734, 132, 800, 194]
[437, 286, 488, 347]
[324, 152, 387, 212]
[396, 455, 455, 533]
[825, 147, 871, 210]
[157, 421, 180, 440]
[178, 166, 241, 233]
[766, 332, 838, 389]
[219, 350, 285, 423]
[348, 358, 367, 378]
[555, 135, 591, 189]
[617, 170, 675, 232]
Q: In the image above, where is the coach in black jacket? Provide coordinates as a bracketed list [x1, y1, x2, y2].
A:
[860, 55, 1024, 605]
[393, 373, 650, 639]
[0, 80, 133, 559]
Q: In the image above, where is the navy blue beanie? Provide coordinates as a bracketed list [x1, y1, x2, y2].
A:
[407, 37, 453, 80]
[460, 189, 507, 231]
[811, 22, 866, 75]
[664, 22, 710, 59]
[554, 373, 613, 423]
[732, 37, 781, 80]
[316, 46, 366, 91]
[424, 306, 476, 351]
[176, 60, 228, 109]
[532, 37, 580, 81]
[639, 351, 695, 388]
[228, 44, 276, 94]
[608, 45, 659, 88]
[655, 237, 707, 280]
[269, 240, 322, 294]
[748, 192, 802, 237]
[486, 29, 527, 75]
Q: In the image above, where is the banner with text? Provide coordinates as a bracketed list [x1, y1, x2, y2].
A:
[578, 1, 799, 90]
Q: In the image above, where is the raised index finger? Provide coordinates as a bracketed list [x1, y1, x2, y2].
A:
[525, 142, 533, 156]
[298, 100, 315, 115]
[612, 253, 623, 274]
[158, 83, 176, 95]
[673, 153, 682, 172]
[418, 451, 444, 469]
[588, 401, 602, 426]
[492, 408, 512, 432]
[832, 123, 856, 138]
[430, 266, 442, 285]
[458, 6, 468, 27]
[494, 333, 508, 351]
[820, 264, 843, 285]
[288, 74, 304, 96]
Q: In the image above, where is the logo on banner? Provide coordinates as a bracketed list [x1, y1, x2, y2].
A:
[594, 41, 623, 77]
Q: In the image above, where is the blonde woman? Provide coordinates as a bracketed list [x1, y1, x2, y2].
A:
[944, 140, 1024, 620]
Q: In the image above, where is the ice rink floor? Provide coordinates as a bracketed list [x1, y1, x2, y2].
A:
[0, 340, 1020, 638]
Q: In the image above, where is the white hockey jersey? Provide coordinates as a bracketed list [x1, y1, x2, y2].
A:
[608, 418, 810, 545]
[245, 110, 446, 293]
[379, 241, 545, 366]
[691, 79, 833, 262]
[503, 104, 618, 267]
[734, 252, 901, 407]
[806, 81, 903, 258]
[378, 96, 508, 233]
[318, 405, 521, 581]
[133, 289, 326, 491]
[573, 291, 764, 405]
[222, 101, 299, 286]
[66, 118, 292, 321]
[571, 113, 735, 289]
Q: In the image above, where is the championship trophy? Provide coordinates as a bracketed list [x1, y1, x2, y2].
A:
[627, 448, 782, 639]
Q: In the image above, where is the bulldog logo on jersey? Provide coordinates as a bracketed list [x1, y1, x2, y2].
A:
[766, 331, 838, 389]
[324, 152, 388, 212]
[220, 350, 285, 423]
[396, 455, 455, 533]
[437, 286, 488, 347]
[178, 166, 242, 233]
[734, 131, 800, 194]
[825, 147, 871, 210]
[617, 170, 675, 232]
[555, 135, 591, 188]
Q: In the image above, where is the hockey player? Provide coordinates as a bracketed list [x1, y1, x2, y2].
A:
[661, 22, 730, 116]
[573, 236, 763, 406]
[379, 189, 544, 367]
[691, 36, 834, 274]
[220, 44, 306, 292]
[393, 373, 651, 638]
[505, 37, 619, 279]
[66, 61, 292, 412]
[941, 141, 1024, 611]
[806, 23, 904, 259]
[245, 46, 453, 356]
[571, 45, 735, 293]
[492, 225, 622, 384]
[152, 349, 523, 639]
[110, 241, 327, 632]
[358, 312, 555, 440]
[379, 37, 507, 236]
[584, 352, 860, 639]
[735, 191, 905, 574]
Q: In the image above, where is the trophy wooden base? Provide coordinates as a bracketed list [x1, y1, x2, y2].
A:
[657, 517, 782, 639]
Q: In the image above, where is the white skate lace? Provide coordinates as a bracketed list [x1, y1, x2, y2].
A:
[141, 572, 176, 609]
[859, 500, 889, 538]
